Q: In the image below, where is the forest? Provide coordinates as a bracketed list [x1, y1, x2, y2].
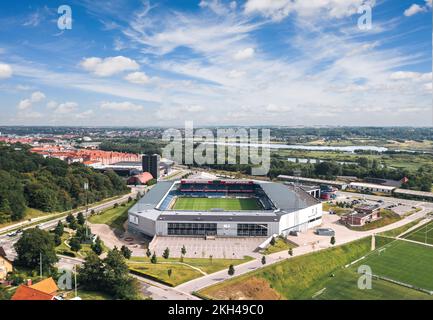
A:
[0, 143, 129, 224]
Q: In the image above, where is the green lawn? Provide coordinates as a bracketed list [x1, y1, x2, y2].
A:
[88, 200, 136, 231]
[64, 289, 113, 300]
[379, 218, 423, 238]
[172, 197, 262, 211]
[128, 256, 253, 286]
[314, 268, 433, 300]
[403, 220, 433, 245]
[262, 238, 297, 255]
[357, 239, 433, 291]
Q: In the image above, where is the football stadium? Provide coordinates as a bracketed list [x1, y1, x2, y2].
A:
[128, 179, 322, 238]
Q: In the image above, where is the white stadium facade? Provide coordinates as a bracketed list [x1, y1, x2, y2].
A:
[128, 179, 323, 238]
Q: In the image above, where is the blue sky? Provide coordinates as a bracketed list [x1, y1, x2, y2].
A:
[0, 0, 431, 126]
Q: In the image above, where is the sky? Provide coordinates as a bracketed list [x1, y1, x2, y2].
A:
[0, 0, 431, 127]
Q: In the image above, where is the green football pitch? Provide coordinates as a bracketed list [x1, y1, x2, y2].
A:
[403, 220, 433, 245]
[356, 239, 433, 291]
[171, 197, 263, 211]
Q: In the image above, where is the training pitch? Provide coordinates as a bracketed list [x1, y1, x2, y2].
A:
[403, 220, 433, 245]
[357, 239, 433, 291]
[172, 197, 263, 211]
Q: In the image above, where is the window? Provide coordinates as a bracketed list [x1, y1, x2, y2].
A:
[129, 215, 139, 225]
[237, 224, 268, 237]
[167, 223, 217, 236]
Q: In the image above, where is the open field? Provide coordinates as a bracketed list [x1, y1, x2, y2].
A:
[128, 256, 252, 286]
[88, 200, 136, 231]
[172, 197, 262, 211]
[402, 220, 433, 245]
[313, 268, 433, 300]
[357, 239, 433, 291]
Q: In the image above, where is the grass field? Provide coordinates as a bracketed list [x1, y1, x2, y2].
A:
[262, 238, 297, 255]
[402, 220, 433, 245]
[379, 218, 423, 238]
[172, 197, 262, 211]
[357, 239, 433, 291]
[314, 268, 433, 300]
[128, 256, 252, 286]
[88, 200, 136, 231]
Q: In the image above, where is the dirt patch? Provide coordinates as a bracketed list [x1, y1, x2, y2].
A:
[204, 277, 281, 300]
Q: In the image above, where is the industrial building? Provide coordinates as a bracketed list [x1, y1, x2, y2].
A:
[128, 179, 323, 238]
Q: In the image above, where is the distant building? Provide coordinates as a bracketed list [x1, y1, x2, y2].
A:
[0, 247, 13, 280]
[349, 182, 395, 194]
[127, 172, 153, 185]
[340, 205, 381, 227]
[142, 154, 160, 180]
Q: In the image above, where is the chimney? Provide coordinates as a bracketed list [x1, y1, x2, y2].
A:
[26, 279, 32, 286]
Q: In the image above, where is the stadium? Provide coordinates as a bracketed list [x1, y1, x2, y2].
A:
[128, 179, 322, 238]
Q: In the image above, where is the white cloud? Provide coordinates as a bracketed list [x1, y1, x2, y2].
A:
[0, 63, 12, 78]
[390, 71, 432, 81]
[124, 71, 150, 84]
[55, 102, 78, 114]
[244, 0, 373, 21]
[228, 69, 245, 78]
[233, 47, 255, 60]
[17, 99, 32, 110]
[100, 101, 144, 111]
[31, 91, 45, 102]
[80, 56, 139, 77]
[426, 0, 433, 8]
[46, 100, 58, 109]
[76, 110, 94, 119]
[17, 91, 45, 110]
[404, 4, 426, 16]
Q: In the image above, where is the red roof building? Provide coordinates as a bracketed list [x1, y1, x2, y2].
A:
[127, 172, 153, 185]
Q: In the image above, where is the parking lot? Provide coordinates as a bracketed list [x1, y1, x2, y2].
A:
[149, 236, 265, 259]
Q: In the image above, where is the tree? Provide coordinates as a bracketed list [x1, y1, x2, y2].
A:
[288, 248, 293, 256]
[120, 245, 132, 259]
[68, 218, 78, 230]
[146, 248, 151, 258]
[228, 264, 235, 276]
[270, 237, 276, 246]
[261, 256, 266, 265]
[162, 247, 170, 259]
[78, 252, 105, 291]
[167, 269, 172, 278]
[69, 237, 82, 252]
[77, 212, 86, 225]
[181, 245, 187, 256]
[54, 221, 64, 237]
[14, 228, 58, 272]
[66, 213, 74, 224]
[150, 252, 157, 264]
[330, 236, 336, 245]
[91, 236, 103, 255]
[54, 234, 62, 246]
